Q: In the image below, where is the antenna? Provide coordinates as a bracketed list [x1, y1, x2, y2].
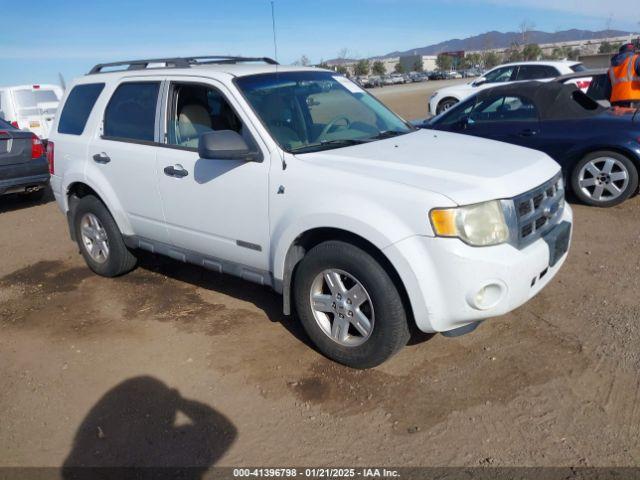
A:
[271, 1, 278, 64]
[271, 0, 286, 170]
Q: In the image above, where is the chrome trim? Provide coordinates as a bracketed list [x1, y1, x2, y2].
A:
[510, 173, 565, 248]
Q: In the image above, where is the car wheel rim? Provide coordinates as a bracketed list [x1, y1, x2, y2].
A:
[578, 157, 629, 203]
[309, 269, 375, 347]
[80, 213, 110, 264]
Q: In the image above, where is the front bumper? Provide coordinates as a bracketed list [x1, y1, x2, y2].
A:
[0, 157, 50, 195]
[384, 204, 573, 333]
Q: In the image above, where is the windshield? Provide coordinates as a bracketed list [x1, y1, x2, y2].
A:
[235, 71, 412, 153]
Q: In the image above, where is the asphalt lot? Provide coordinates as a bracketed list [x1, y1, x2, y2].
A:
[1, 79, 639, 470]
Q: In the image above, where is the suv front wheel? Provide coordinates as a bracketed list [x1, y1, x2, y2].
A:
[293, 241, 410, 369]
[74, 195, 137, 277]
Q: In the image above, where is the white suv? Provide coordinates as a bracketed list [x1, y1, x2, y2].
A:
[429, 61, 586, 115]
[48, 56, 573, 368]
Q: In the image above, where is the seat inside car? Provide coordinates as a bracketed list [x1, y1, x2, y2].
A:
[177, 103, 213, 148]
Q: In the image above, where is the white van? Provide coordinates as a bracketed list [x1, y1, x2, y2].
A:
[0, 84, 63, 139]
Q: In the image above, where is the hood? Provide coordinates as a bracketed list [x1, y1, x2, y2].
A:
[436, 82, 476, 98]
[295, 129, 560, 205]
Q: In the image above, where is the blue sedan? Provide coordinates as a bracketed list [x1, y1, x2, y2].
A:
[424, 81, 640, 207]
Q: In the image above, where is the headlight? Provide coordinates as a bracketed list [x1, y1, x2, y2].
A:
[430, 200, 510, 246]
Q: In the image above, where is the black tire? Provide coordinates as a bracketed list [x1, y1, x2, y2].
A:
[74, 195, 137, 277]
[293, 241, 410, 369]
[570, 150, 638, 207]
[436, 97, 459, 115]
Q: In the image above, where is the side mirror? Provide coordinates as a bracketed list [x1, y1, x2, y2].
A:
[472, 77, 486, 87]
[198, 130, 253, 161]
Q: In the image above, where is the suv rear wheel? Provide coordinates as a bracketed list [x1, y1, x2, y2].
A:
[74, 195, 137, 277]
[293, 241, 410, 369]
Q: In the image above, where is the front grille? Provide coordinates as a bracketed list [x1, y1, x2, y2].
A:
[513, 173, 564, 246]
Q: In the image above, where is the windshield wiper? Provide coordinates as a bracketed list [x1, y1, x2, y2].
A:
[366, 130, 411, 140]
[290, 138, 369, 154]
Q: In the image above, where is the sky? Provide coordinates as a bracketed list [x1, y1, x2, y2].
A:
[1, 0, 638, 86]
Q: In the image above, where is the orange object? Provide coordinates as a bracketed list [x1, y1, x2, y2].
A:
[609, 54, 640, 103]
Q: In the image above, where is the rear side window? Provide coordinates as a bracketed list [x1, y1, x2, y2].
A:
[104, 82, 160, 142]
[570, 64, 586, 72]
[516, 65, 560, 80]
[58, 83, 105, 135]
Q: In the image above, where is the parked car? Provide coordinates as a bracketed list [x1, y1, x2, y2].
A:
[425, 81, 639, 207]
[0, 116, 50, 200]
[381, 75, 395, 86]
[390, 74, 405, 84]
[362, 76, 383, 88]
[428, 61, 586, 115]
[49, 56, 572, 368]
[0, 84, 63, 139]
[428, 71, 448, 81]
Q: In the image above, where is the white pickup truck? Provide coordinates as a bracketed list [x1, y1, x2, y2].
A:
[48, 56, 572, 368]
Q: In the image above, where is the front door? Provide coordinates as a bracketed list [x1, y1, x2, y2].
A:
[155, 78, 270, 273]
[465, 94, 541, 149]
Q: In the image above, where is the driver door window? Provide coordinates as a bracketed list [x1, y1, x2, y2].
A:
[483, 66, 517, 84]
[470, 96, 538, 124]
[166, 83, 244, 149]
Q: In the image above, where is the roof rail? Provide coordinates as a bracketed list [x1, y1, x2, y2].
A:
[88, 56, 279, 74]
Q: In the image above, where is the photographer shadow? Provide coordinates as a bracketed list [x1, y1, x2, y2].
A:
[61, 376, 236, 480]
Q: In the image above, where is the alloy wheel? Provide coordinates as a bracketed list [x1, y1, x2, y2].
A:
[309, 269, 375, 347]
[80, 213, 110, 264]
[578, 157, 629, 203]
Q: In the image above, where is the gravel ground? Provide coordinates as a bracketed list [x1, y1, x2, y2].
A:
[0, 80, 639, 473]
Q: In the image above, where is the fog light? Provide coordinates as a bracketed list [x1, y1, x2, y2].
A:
[467, 282, 506, 310]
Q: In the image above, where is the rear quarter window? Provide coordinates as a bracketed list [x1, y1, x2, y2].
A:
[58, 83, 105, 135]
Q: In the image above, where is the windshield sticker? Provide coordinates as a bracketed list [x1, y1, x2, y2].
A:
[332, 76, 365, 94]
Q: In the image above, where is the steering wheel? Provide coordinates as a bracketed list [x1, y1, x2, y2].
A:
[318, 115, 351, 141]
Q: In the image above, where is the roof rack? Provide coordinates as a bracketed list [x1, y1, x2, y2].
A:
[88, 56, 279, 75]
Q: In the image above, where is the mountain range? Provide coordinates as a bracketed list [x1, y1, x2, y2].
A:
[383, 29, 632, 57]
[329, 29, 632, 62]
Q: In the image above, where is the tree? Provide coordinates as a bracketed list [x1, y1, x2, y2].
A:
[465, 53, 482, 69]
[317, 60, 330, 69]
[506, 46, 523, 63]
[335, 65, 348, 75]
[599, 41, 622, 54]
[394, 62, 405, 73]
[372, 60, 386, 75]
[482, 51, 500, 69]
[436, 53, 453, 71]
[354, 59, 370, 76]
[293, 54, 310, 66]
[522, 43, 542, 61]
[519, 19, 536, 46]
[413, 57, 424, 72]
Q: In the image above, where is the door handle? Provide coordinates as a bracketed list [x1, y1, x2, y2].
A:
[519, 129, 538, 137]
[164, 164, 189, 178]
[93, 152, 111, 164]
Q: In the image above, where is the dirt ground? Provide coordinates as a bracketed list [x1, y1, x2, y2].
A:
[1, 80, 640, 472]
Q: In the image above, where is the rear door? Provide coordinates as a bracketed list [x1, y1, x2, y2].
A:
[87, 80, 169, 243]
[514, 65, 560, 82]
[0, 120, 32, 166]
